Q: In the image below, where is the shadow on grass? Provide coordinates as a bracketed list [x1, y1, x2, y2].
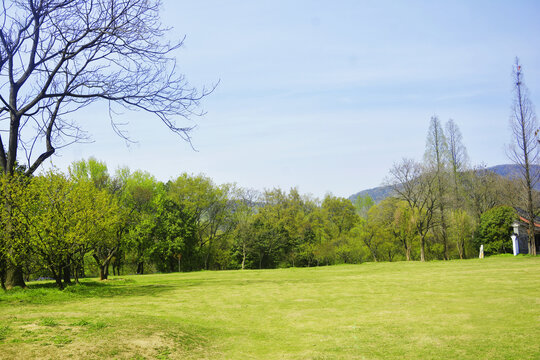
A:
[0, 279, 175, 305]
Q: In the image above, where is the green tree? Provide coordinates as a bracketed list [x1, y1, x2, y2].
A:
[119, 169, 163, 274]
[370, 197, 416, 261]
[167, 174, 236, 270]
[354, 195, 374, 219]
[231, 188, 260, 270]
[0, 174, 33, 289]
[150, 198, 197, 272]
[70, 158, 110, 190]
[475, 206, 516, 255]
[13, 171, 118, 288]
[322, 195, 358, 239]
[389, 159, 437, 261]
[448, 209, 475, 259]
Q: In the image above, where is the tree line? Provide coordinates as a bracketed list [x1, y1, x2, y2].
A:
[0, 119, 530, 289]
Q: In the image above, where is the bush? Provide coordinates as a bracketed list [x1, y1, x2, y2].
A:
[475, 206, 516, 255]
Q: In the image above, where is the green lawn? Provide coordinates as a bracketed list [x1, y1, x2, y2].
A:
[0, 256, 538, 359]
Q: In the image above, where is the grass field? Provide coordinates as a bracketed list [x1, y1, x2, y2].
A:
[0, 256, 538, 359]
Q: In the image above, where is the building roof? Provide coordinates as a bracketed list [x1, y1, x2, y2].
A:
[515, 207, 540, 229]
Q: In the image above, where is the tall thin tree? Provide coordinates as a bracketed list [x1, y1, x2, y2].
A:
[446, 119, 469, 204]
[424, 116, 450, 260]
[508, 58, 539, 256]
[445, 119, 469, 258]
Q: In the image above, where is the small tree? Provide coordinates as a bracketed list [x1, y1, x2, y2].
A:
[508, 58, 539, 255]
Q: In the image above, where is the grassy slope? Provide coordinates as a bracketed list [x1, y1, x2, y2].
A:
[0, 256, 538, 359]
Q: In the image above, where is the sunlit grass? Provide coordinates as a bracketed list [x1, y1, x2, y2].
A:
[0, 256, 538, 359]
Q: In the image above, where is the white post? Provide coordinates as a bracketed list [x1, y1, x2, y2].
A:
[511, 234, 519, 256]
[479, 244, 484, 259]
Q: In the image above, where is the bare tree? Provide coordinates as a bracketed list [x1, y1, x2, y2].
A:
[508, 58, 539, 256]
[0, 0, 213, 176]
[388, 158, 437, 261]
[0, 0, 213, 288]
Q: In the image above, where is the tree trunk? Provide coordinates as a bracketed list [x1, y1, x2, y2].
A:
[241, 244, 246, 270]
[527, 214, 536, 256]
[364, 237, 378, 262]
[204, 249, 212, 270]
[74, 266, 80, 284]
[3, 203, 26, 289]
[420, 237, 426, 262]
[99, 264, 108, 280]
[137, 262, 144, 275]
[457, 238, 465, 260]
[93, 254, 110, 280]
[79, 256, 85, 278]
[51, 269, 64, 290]
[441, 213, 449, 260]
[400, 237, 412, 261]
[4, 264, 26, 289]
[369, 248, 378, 262]
[0, 259, 6, 290]
[62, 264, 72, 285]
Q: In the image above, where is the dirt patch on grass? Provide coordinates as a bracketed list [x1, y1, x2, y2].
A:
[20, 323, 41, 331]
[129, 332, 175, 349]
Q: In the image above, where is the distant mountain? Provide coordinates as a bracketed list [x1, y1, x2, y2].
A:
[482, 164, 540, 190]
[348, 164, 540, 204]
[349, 185, 394, 204]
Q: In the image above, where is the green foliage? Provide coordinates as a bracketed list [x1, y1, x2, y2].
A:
[69, 157, 109, 190]
[150, 198, 198, 272]
[0, 173, 34, 269]
[354, 194, 374, 218]
[448, 209, 475, 259]
[167, 173, 236, 270]
[475, 206, 516, 255]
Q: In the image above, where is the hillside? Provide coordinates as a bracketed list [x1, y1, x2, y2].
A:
[349, 164, 540, 203]
[349, 184, 394, 204]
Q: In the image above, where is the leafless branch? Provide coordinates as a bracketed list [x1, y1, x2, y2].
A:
[0, 0, 213, 175]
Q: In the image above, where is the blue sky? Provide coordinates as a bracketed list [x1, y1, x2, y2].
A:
[51, 0, 540, 198]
